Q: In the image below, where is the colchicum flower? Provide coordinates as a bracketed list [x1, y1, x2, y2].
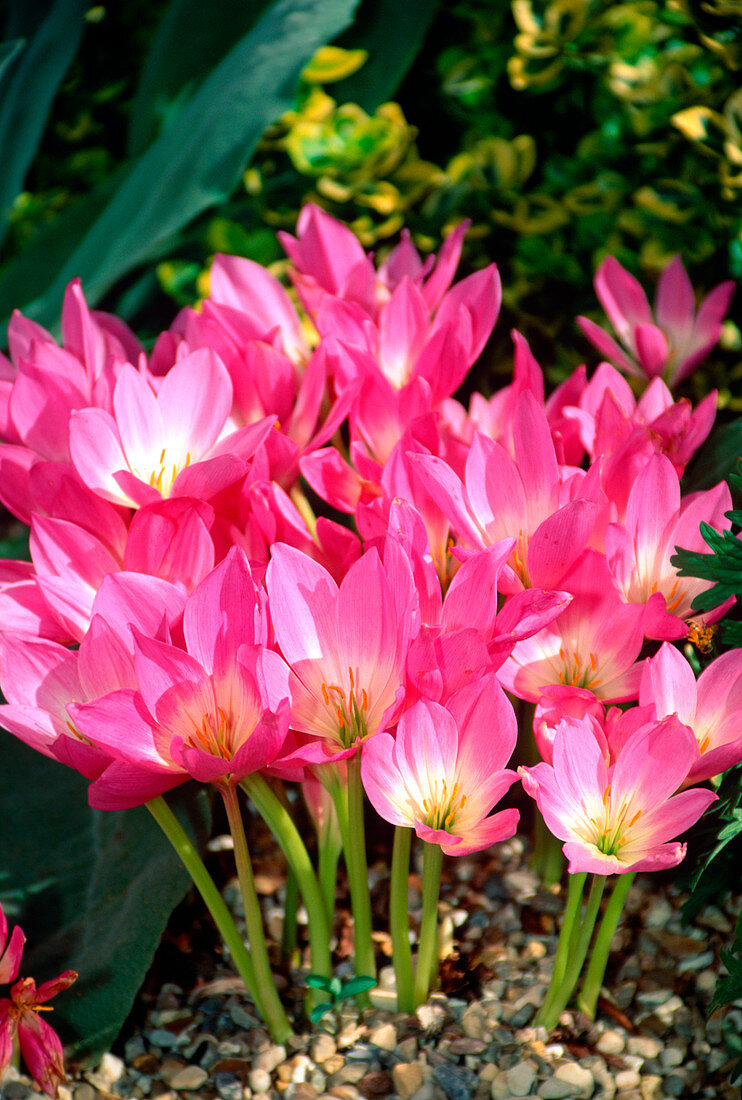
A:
[0, 903, 76, 1098]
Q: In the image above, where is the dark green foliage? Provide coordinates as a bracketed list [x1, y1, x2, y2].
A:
[0, 737, 211, 1060]
[672, 467, 742, 643]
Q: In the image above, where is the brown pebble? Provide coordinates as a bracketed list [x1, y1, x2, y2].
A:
[293, 1085, 319, 1100]
[323, 1056, 345, 1075]
[448, 1038, 487, 1055]
[358, 1070, 394, 1098]
[132, 1055, 160, 1075]
[158, 1058, 187, 1084]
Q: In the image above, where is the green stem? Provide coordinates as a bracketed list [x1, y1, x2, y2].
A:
[242, 773, 332, 981]
[532, 810, 565, 885]
[318, 823, 342, 930]
[537, 874, 606, 1030]
[413, 842, 443, 1008]
[145, 796, 261, 1009]
[221, 785, 292, 1043]
[535, 872, 586, 1027]
[331, 754, 376, 984]
[390, 826, 415, 1013]
[282, 866, 299, 963]
[578, 872, 635, 1018]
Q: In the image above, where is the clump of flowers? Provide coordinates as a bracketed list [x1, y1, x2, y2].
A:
[0, 204, 736, 1051]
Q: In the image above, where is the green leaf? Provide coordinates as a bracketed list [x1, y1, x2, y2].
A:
[305, 974, 332, 991]
[0, 0, 87, 248]
[0, 736, 211, 1059]
[332, 0, 439, 111]
[684, 421, 742, 491]
[310, 1001, 334, 1023]
[0, 0, 360, 336]
[340, 975, 377, 998]
[127, 0, 274, 157]
[328, 975, 343, 998]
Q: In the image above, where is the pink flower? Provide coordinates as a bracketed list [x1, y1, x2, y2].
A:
[413, 394, 599, 594]
[266, 541, 418, 759]
[498, 550, 645, 703]
[0, 903, 76, 1098]
[640, 642, 742, 783]
[70, 549, 289, 808]
[519, 713, 717, 874]
[578, 256, 734, 387]
[605, 453, 734, 638]
[69, 351, 274, 508]
[361, 679, 519, 855]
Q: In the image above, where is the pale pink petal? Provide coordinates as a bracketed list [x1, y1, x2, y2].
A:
[655, 256, 695, 340]
[639, 642, 697, 725]
[266, 543, 338, 667]
[361, 732, 412, 826]
[595, 256, 653, 340]
[69, 407, 131, 505]
[610, 716, 698, 810]
[157, 348, 232, 457]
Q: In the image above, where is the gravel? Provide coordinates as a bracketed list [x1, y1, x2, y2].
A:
[4, 838, 740, 1100]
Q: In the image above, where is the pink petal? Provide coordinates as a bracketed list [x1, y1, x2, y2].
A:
[266, 543, 338, 668]
[595, 256, 653, 341]
[157, 348, 232, 457]
[655, 256, 695, 340]
[633, 323, 669, 378]
[69, 407, 131, 505]
[577, 316, 637, 374]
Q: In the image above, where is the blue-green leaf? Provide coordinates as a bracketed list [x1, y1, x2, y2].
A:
[0, 0, 359, 337]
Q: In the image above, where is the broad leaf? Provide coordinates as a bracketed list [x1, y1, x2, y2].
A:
[0, 0, 360, 336]
[127, 0, 274, 156]
[333, 0, 439, 111]
[0, 736, 211, 1058]
[0, 0, 87, 248]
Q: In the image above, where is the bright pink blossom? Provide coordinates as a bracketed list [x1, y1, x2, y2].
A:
[578, 255, 734, 387]
[605, 453, 733, 638]
[71, 549, 289, 808]
[361, 680, 519, 855]
[640, 642, 742, 783]
[519, 713, 716, 873]
[266, 541, 418, 760]
[69, 351, 274, 508]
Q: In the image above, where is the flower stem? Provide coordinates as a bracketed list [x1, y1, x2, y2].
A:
[318, 823, 342, 932]
[145, 796, 261, 1011]
[331, 754, 376, 986]
[390, 826, 415, 1013]
[242, 773, 332, 982]
[532, 810, 564, 885]
[536, 874, 606, 1030]
[578, 872, 635, 1018]
[221, 785, 292, 1043]
[282, 866, 299, 963]
[413, 842, 443, 1008]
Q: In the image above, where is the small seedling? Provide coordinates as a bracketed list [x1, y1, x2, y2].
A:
[305, 973, 377, 1024]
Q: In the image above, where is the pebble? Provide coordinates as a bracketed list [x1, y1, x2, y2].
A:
[253, 1045, 287, 1073]
[505, 1061, 537, 1096]
[461, 1002, 488, 1039]
[639, 1075, 663, 1100]
[538, 1079, 580, 1099]
[250, 1069, 272, 1093]
[553, 1063, 594, 1098]
[368, 1023, 397, 1051]
[432, 1062, 477, 1100]
[596, 1030, 625, 1056]
[168, 1066, 208, 1091]
[614, 1070, 640, 1090]
[626, 1036, 662, 1060]
[393, 1063, 424, 1099]
[312, 1034, 338, 1064]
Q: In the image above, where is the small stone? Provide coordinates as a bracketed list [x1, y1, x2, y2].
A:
[169, 1067, 208, 1091]
[432, 1063, 477, 1100]
[393, 1063, 424, 1100]
[596, 1030, 625, 1056]
[660, 1046, 684, 1069]
[614, 1070, 640, 1090]
[677, 951, 714, 974]
[369, 1024, 397, 1052]
[448, 1038, 487, 1056]
[461, 1002, 488, 1040]
[415, 1003, 447, 1033]
[538, 1080, 579, 1100]
[96, 1053, 125, 1088]
[250, 1069, 273, 1093]
[328, 1088, 361, 1100]
[490, 1071, 511, 1100]
[639, 1076, 662, 1100]
[74, 1088, 95, 1100]
[663, 1076, 686, 1098]
[696, 969, 717, 996]
[644, 898, 673, 928]
[313, 1035, 338, 1064]
[214, 1072, 242, 1100]
[505, 1061, 537, 1097]
[553, 1063, 594, 1098]
[147, 1028, 179, 1049]
[124, 1036, 146, 1062]
[358, 1070, 394, 1098]
[253, 1045, 287, 1073]
[626, 1037, 662, 1061]
[397, 1037, 418, 1061]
